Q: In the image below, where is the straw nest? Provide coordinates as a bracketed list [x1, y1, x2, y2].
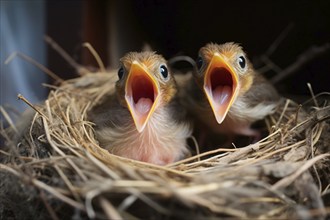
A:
[1, 70, 330, 220]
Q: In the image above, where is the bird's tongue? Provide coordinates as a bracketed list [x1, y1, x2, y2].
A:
[213, 85, 232, 105]
[135, 98, 153, 115]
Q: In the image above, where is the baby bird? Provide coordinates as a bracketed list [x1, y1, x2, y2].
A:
[90, 51, 191, 165]
[184, 42, 280, 141]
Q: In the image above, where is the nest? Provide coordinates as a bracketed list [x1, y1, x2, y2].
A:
[1, 71, 330, 220]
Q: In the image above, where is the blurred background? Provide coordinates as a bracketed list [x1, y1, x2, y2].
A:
[1, 0, 330, 115]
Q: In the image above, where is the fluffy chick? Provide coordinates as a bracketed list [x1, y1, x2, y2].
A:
[184, 42, 280, 141]
[90, 51, 191, 165]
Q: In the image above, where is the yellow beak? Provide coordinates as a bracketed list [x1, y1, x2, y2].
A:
[203, 53, 239, 124]
[125, 61, 160, 132]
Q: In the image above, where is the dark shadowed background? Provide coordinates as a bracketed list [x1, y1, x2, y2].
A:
[47, 0, 330, 97]
[1, 0, 330, 114]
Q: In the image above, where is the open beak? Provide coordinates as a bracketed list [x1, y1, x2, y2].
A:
[125, 61, 160, 132]
[203, 53, 239, 124]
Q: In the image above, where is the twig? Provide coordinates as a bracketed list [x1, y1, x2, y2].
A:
[275, 99, 291, 128]
[167, 147, 236, 168]
[0, 125, 25, 164]
[307, 83, 319, 107]
[271, 43, 330, 84]
[307, 207, 330, 218]
[99, 197, 123, 220]
[44, 35, 88, 75]
[265, 23, 294, 56]
[4, 52, 64, 83]
[118, 194, 138, 211]
[301, 92, 330, 106]
[33, 177, 85, 211]
[39, 190, 60, 220]
[0, 164, 85, 211]
[260, 55, 283, 73]
[82, 42, 106, 73]
[306, 123, 323, 194]
[294, 104, 302, 125]
[126, 188, 170, 215]
[256, 23, 294, 74]
[322, 184, 330, 196]
[289, 106, 330, 134]
[0, 106, 18, 133]
[17, 94, 49, 121]
[42, 117, 88, 181]
[294, 172, 326, 218]
[190, 135, 200, 162]
[85, 150, 121, 180]
[167, 55, 196, 68]
[85, 181, 111, 219]
[271, 153, 330, 190]
[53, 160, 82, 202]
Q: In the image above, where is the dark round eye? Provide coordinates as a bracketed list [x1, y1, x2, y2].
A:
[118, 67, 124, 80]
[196, 56, 203, 70]
[160, 65, 169, 79]
[238, 56, 246, 69]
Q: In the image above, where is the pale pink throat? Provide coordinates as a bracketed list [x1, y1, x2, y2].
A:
[203, 54, 238, 124]
[210, 67, 233, 106]
[125, 61, 160, 132]
[131, 75, 155, 116]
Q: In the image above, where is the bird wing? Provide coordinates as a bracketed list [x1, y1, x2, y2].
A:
[89, 95, 131, 130]
[244, 73, 281, 108]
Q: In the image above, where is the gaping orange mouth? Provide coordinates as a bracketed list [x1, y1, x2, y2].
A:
[210, 67, 234, 104]
[204, 53, 238, 124]
[125, 61, 160, 132]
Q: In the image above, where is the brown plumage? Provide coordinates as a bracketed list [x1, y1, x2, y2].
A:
[183, 42, 280, 141]
[90, 51, 191, 165]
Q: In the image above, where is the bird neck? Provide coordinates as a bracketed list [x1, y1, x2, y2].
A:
[99, 104, 191, 165]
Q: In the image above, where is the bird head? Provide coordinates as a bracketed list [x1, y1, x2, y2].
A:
[194, 42, 255, 124]
[116, 51, 177, 132]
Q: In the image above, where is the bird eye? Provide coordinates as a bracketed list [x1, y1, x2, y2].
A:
[160, 65, 169, 80]
[118, 67, 124, 80]
[238, 56, 246, 69]
[196, 56, 203, 70]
